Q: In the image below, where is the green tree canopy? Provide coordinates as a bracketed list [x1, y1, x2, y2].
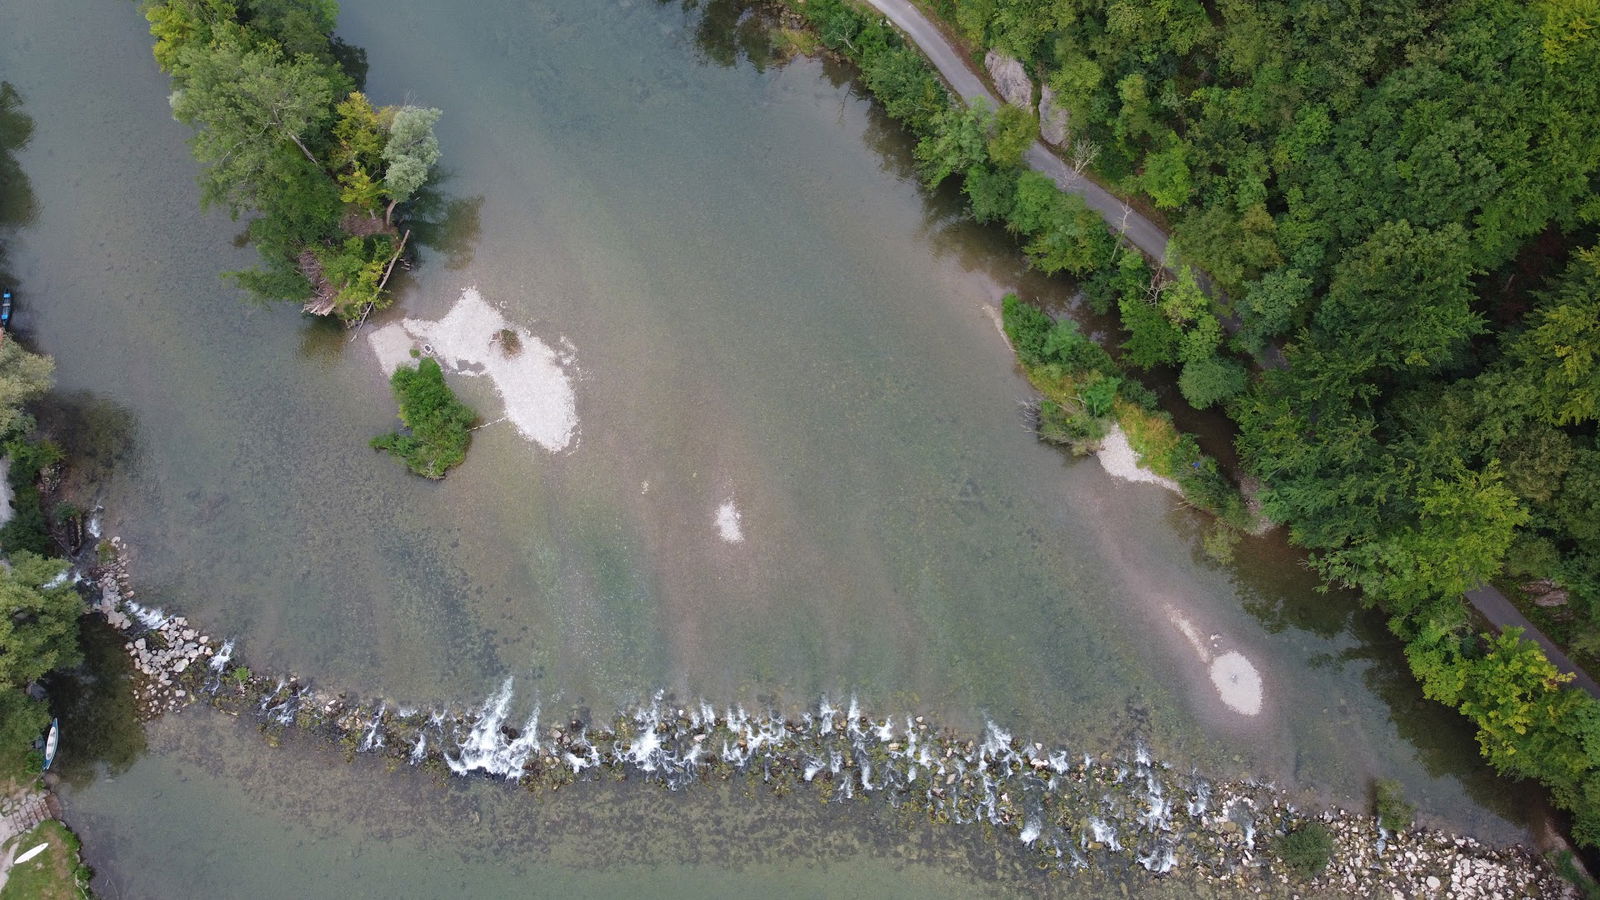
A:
[381, 105, 441, 222]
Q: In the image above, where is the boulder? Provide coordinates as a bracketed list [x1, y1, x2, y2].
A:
[1039, 84, 1070, 147]
[984, 50, 1033, 109]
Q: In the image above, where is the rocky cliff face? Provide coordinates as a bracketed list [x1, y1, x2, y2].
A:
[1039, 84, 1070, 147]
[984, 50, 1033, 109]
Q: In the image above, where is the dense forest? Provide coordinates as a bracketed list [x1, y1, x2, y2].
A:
[780, 0, 1600, 843]
[144, 0, 442, 319]
[926, 0, 1600, 652]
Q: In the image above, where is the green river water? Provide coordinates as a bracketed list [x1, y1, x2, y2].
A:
[0, 0, 1541, 895]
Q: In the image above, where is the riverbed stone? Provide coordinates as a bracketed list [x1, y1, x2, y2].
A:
[984, 50, 1033, 109]
[1039, 84, 1070, 146]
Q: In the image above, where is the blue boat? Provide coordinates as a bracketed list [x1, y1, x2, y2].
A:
[0, 289, 12, 329]
[42, 718, 58, 770]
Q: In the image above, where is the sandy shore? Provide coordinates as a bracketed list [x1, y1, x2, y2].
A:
[368, 287, 578, 453]
[1096, 425, 1180, 492]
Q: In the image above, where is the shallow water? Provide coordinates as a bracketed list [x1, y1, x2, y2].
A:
[0, 0, 1542, 893]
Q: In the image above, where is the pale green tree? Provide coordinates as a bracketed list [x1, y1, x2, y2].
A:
[381, 106, 441, 225]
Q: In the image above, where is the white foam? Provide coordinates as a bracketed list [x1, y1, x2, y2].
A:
[715, 500, 744, 543]
[1096, 425, 1180, 492]
[1209, 651, 1263, 716]
[368, 287, 578, 453]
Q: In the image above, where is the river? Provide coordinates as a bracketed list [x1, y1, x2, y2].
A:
[0, 0, 1538, 895]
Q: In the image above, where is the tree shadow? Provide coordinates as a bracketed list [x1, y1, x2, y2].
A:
[35, 390, 140, 492]
[44, 616, 148, 788]
[667, 0, 786, 72]
[408, 185, 484, 272]
[0, 82, 38, 230]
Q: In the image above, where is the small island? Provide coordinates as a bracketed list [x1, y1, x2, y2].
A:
[371, 357, 477, 479]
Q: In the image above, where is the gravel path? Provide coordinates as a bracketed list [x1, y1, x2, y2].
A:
[861, 0, 1171, 262]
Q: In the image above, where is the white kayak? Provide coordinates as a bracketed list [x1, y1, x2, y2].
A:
[42, 718, 58, 770]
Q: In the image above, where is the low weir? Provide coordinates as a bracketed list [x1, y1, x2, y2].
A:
[86, 539, 1569, 897]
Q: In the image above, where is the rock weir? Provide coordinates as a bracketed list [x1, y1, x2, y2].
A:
[85, 542, 1572, 897]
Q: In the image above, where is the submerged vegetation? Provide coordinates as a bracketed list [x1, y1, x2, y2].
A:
[780, 0, 1600, 845]
[371, 358, 477, 479]
[144, 0, 441, 319]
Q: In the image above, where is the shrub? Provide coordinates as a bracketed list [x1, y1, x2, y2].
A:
[1001, 294, 1054, 367]
[0, 436, 63, 556]
[371, 358, 478, 479]
[1079, 375, 1120, 418]
[1277, 821, 1334, 878]
[1037, 400, 1104, 450]
[1373, 778, 1415, 832]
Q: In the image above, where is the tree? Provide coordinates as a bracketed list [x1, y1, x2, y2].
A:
[169, 38, 340, 212]
[381, 105, 441, 225]
[915, 105, 988, 188]
[0, 340, 53, 439]
[1516, 245, 1600, 425]
[1006, 171, 1114, 275]
[1179, 354, 1247, 408]
[331, 91, 388, 208]
[0, 553, 82, 771]
[986, 103, 1037, 169]
[963, 164, 1018, 223]
[371, 358, 477, 478]
[1234, 267, 1310, 354]
[1312, 221, 1482, 374]
[1141, 141, 1194, 209]
[1318, 465, 1528, 616]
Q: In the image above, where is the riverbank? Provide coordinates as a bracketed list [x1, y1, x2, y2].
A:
[77, 540, 1573, 897]
[0, 817, 92, 899]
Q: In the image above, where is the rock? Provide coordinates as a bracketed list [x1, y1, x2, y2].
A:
[1039, 84, 1070, 146]
[134, 638, 146, 650]
[984, 50, 1033, 109]
[1426, 875, 1441, 891]
[1534, 589, 1569, 607]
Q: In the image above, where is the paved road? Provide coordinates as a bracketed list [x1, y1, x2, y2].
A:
[863, 0, 1171, 262]
[1467, 585, 1600, 698]
[863, 0, 1600, 700]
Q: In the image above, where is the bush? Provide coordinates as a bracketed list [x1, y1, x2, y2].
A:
[1037, 399, 1104, 449]
[1001, 294, 1054, 367]
[1277, 821, 1334, 878]
[0, 436, 63, 556]
[1079, 375, 1120, 417]
[1373, 778, 1415, 832]
[371, 358, 478, 479]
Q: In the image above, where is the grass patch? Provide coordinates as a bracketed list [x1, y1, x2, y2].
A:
[371, 358, 478, 479]
[0, 819, 92, 900]
[1373, 778, 1415, 832]
[771, 26, 820, 58]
